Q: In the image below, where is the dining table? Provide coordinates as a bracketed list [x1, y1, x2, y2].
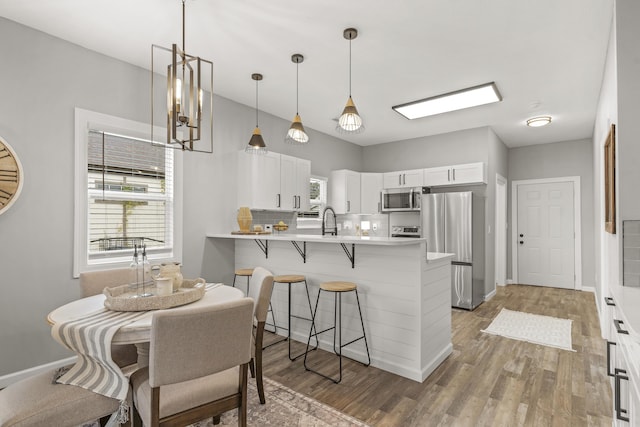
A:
[47, 283, 245, 368]
[46, 283, 245, 426]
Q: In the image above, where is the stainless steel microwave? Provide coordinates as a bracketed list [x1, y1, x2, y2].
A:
[381, 187, 425, 212]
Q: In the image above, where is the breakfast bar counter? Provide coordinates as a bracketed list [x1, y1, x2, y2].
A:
[207, 233, 454, 382]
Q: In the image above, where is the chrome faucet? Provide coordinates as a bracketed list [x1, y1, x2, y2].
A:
[321, 206, 338, 236]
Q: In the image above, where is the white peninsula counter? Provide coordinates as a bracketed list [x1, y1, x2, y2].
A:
[207, 232, 454, 382]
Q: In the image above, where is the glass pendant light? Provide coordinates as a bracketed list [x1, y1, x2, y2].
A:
[285, 54, 309, 144]
[337, 28, 364, 134]
[246, 73, 267, 154]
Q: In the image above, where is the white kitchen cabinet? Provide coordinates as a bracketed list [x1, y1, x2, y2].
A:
[237, 150, 310, 211]
[279, 155, 310, 211]
[330, 169, 361, 214]
[604, 294, 640, 426]
[383, 169, 423, 189]
[423, 162, 486, 186]
[361, 173, 383, 214]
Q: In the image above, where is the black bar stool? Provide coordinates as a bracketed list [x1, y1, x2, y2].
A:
[233, 268, 277, 333]
[304, 281, 370, 383]
[264, 274, 318, 360]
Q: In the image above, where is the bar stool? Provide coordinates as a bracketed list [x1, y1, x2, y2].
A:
[264, 274, 318, 360]
[304, 281, 371, 383]
[233, 268, 277, 333]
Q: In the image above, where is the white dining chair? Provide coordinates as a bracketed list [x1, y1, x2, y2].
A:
[246, 266, 274, 404]
[130, 297, 254, 427]
[80, 268, 139, 368]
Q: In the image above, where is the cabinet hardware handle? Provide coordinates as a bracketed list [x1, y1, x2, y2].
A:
[347, 201, 350, 212]
[614, 368, 630, 422]
[605, 296, 616, 306]
[277, 194, 281, 208]
[614, 319, 629, 335]
[403, 174, 406, 185]
[453, 168, 456, 181]
[293, 195, 297, 209]
[399, 174, 401, 185]
[606, 341, 616, 377]
[378, 201, 381, 213]
[448, 169, 451, 182]
[298, 195, 300, 209]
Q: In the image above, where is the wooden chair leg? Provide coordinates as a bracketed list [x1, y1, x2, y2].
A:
[249, 358, 255, 379]
[255, 322, 266, 404]
[213, 415, 221, 425]
[239, 364, 248, 427]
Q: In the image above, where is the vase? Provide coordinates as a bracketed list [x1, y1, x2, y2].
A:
[237, 207, 253, 233]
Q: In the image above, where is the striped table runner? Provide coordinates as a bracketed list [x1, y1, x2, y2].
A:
[51, 308, 148, 401]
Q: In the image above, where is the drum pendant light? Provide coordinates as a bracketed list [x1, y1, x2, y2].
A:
[285, 54, 309, 144]
[246, 73, 267, 154]
[337, 28, 364, 134]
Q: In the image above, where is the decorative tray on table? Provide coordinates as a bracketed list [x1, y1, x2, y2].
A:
[103, 278, 206, 312]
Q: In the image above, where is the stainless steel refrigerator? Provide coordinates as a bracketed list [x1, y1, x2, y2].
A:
[421, 191, 485, 310]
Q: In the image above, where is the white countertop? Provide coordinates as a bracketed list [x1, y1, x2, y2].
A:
[207, 232, 427, 246]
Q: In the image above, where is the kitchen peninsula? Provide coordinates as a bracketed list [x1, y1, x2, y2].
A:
[207, 232, 454, 382]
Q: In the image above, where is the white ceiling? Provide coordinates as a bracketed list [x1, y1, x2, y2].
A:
[0, 0, 613, 148]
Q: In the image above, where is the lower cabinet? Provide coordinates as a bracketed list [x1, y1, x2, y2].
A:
[605, 295, 640, 426]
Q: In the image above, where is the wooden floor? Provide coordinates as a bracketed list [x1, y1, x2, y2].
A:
[261, 284, 613, 426]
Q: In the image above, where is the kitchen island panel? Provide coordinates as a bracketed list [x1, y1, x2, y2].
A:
[218, 235, 453, 382]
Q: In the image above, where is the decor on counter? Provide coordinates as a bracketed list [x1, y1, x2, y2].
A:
[151, 0, 213, 153]
[273, 220, 288, 232]
[604, 123, 616, 234]
[246, 73, 268, 154]
[103, 278, 205, 311]
[237, 206, 253, 232]
[285, 54, 309, 144]
[0, 135, 23, 216]
[526, 115, 552, 127]
[481, 308, 575, 352]
[208, 377, 371, 426]
[336, 28, 364, 134]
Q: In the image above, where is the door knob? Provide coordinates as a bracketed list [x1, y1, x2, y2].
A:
[519, 233, 524, 237]
[519, 241, 524, 245]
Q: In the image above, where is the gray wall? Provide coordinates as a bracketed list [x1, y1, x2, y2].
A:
[507, 139, 595, 289]
[363, 127, 490, 172]
[0, 17, 361, 376]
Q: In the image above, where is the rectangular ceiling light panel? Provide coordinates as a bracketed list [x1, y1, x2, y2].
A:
[392, 82, 502, 120]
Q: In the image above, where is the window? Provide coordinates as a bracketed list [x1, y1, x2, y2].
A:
[297, 176, 327, 228]
[74, 109, 182, 276]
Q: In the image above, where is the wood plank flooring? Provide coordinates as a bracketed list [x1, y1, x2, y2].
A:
[261, 284, 612, 426]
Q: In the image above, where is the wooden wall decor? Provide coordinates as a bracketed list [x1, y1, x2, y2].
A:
[604, 123, 616, 234]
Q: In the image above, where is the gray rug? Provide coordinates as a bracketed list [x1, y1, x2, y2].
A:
[202, 377, 370, 426]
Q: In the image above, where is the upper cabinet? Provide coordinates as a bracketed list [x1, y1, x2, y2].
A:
[280, 154, 311, 211]
[360, 173, 383, 214]
[237, 150, 310, 211]
[383, 169, 424, 189]
[423, 162, 486, 187]
[330, 169, 361, 214]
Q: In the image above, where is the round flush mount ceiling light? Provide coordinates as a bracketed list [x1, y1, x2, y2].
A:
[526, 116, 552, 127]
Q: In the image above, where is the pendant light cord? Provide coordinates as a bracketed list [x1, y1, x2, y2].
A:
[349, 37, 352, 97]
[296, 61, 299, 115]
[255, 78, 259, 127]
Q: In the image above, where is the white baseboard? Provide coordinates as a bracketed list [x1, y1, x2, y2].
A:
[485, 289, 497, 301]
[506, 279, 515, 285]
[581, 286, 596, 293]
[0, 356, 77, 389]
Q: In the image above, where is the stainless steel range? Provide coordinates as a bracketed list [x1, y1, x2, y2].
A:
[391, 225, 421, 238]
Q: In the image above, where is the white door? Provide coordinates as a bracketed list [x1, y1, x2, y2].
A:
[517, 181, 575, 289]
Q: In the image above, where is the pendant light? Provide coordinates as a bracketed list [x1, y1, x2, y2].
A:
[151, 0, 213, 153]
[337, 28, 364, 134]
[285, 54, 309, 144]
[246, 73, 267, 154]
